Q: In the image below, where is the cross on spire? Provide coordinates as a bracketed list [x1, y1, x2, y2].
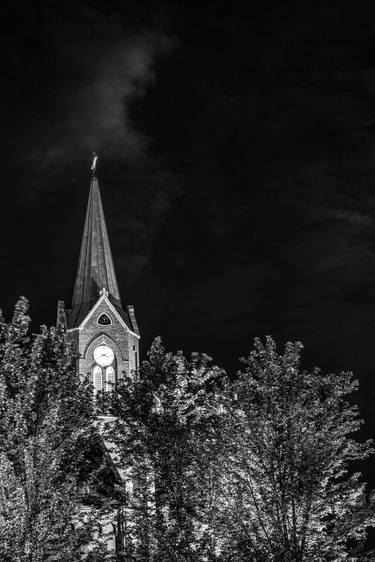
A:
[91, 152, 98, 176]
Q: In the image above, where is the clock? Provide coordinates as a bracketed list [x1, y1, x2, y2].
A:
[93, 345, 114, 367]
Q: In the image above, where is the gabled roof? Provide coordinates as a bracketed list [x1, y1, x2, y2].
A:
[69, 288, 139, 338]
[68, 173, 123, 328]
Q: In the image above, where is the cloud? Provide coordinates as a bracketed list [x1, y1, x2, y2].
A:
[319, 208, 375, 227]
[0, 2, 180, 288]
[0, 1, 174, 179]
[25, 21, 174, 171]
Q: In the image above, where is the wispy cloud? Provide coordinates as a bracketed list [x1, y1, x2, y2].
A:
[24, 19, 174, 170]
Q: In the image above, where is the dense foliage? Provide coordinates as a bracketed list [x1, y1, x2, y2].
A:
[217, 337, 375, 561]
[0, 298, 107, 561]
[0, 300, 373, 561]
[103, 338, 227, 560]
[106, 337, 374, 561]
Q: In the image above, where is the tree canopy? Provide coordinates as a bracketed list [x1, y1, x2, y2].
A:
[0, 298, 107, 562]
[106, 336, 374, 561]
[217, 336, 374, 561]
[0, 299, 373, 561]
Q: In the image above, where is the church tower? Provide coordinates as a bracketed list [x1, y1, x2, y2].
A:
[57, 155, 140, 389]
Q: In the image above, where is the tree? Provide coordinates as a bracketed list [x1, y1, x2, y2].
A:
[218, 336, 374, 561]
[105, 337, 226, 561]
[0, 298, 107, 561]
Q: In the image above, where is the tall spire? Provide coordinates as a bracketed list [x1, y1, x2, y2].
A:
[69, 154, 122, 327]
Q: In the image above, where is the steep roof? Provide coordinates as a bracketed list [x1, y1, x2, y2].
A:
[68, 173, 129, 328]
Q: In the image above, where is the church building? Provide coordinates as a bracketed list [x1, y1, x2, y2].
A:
[55, 155, 142, 552]
[57, 155, 140, 392]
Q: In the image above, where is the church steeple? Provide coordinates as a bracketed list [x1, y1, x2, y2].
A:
[58, 156, 140, 551]
[68, 155, 122, 327]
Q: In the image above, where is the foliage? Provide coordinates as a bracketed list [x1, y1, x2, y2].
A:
[0, 298, 107, 562]
[105, 337, 227, 561]
[0, 300, 373, 561]
[218, 336, 374, 561]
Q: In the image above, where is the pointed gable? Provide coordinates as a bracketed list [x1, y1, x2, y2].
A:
[68, 173, 123, 328]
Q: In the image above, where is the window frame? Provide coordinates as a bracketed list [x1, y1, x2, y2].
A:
[97, 313, 112, 326]
[92, 364, 103, 394]
[105, 365, 116, 391]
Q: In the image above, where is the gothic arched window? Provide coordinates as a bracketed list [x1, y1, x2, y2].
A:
[93, 365, 102, 394]
[97, 313, 112, 326]
[105, 365, 115, 391]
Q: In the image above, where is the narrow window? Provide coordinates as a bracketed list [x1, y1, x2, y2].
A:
[106, 365, 115, 391]
[93, 365, 102, 395]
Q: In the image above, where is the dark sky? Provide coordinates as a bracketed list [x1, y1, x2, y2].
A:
[2, 1, 375, 484]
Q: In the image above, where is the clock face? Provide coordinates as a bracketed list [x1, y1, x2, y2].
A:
[93, 345, 114, 367]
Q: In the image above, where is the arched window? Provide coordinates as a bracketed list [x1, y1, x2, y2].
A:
[97, 313, 112, 326]
[105, 365, 115, 392]
[93, 365, 102, 394]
